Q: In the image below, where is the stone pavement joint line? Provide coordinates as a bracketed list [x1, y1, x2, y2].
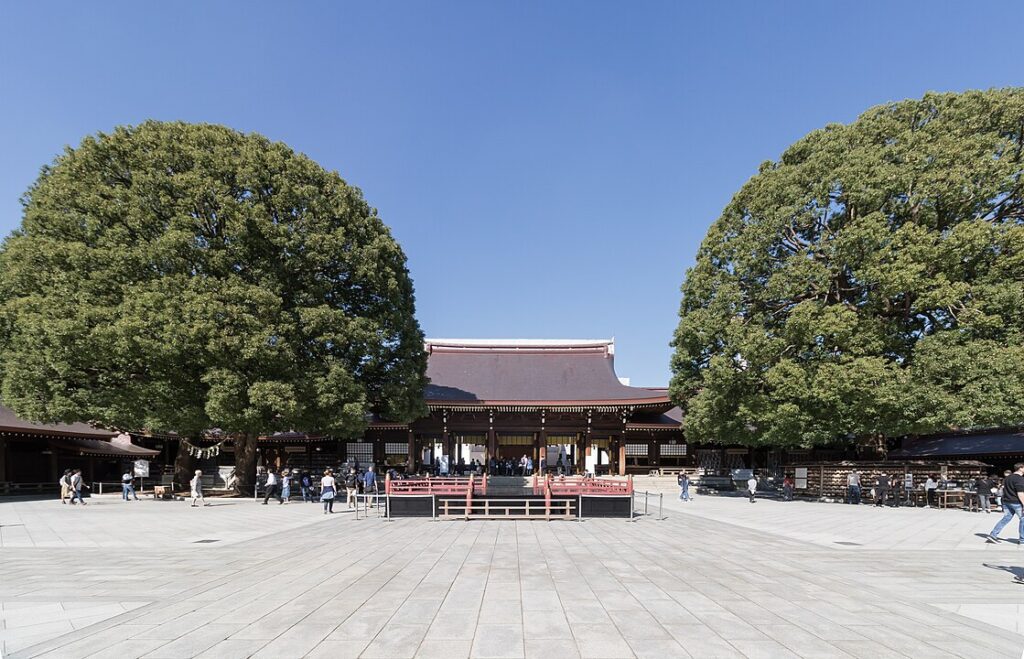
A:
[0, 494, 1022, 658]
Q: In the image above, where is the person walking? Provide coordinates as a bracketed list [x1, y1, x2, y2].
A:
[847, 470, 861, 504]
[280, 469, 291, 504]
[678, 473, 691, 501]
[320, 469, 337, 514]
[343, 467, 359, 509]
[262, 469, 283, 505]
[747, 475, 757, 503]
[986, 462, 1024, 544]
[121, 470, 139, 501]
[190, 469, 209, 507]
[874, 473, 890, 508]
[300, 471, 313, 502]
[59, 469, 73, 504]
[69, 468, 88, 505]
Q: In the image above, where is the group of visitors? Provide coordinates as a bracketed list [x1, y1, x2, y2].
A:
[58, 469, 89, 505]
[487, 455, 534, 476]
[258, 465, 382, 513]
[430, 456, 482, 476]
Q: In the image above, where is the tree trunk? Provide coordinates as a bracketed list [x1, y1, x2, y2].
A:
[173, 439, 195, 493]
[234, 433, 257, 497]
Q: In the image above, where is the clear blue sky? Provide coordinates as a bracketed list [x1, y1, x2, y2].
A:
[1, 2, 1021, 385]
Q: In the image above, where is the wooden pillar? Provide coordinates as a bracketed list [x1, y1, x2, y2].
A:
[0, 437, 6, 482]
[576, 433, 586, 474]
[407, 430, 416, 475]
[618, 439, 627, 476]
[487, 429, 496, 467]
[538, 430, 547, 474]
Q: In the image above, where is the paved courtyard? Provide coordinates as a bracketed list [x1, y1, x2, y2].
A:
[1, 492, 1022, 659]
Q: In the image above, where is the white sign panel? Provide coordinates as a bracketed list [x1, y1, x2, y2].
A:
[795, 467, 808, 489]
[133, 459, 150, 478]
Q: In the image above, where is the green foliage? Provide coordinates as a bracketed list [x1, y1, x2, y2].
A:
[0, 121, 427, 440]
[670, 89, 1024, 447]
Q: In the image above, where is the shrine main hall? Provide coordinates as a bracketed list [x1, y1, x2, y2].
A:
[359, 338, 687, 476]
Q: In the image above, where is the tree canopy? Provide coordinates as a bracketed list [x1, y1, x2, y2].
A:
[670, 89, 1024, 448]
[0, 121, 427, 481]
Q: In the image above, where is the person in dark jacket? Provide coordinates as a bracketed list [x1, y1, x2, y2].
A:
[343, 468, 359, 509]
[874, 474, 890, 508]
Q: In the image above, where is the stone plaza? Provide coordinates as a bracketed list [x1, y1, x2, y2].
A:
[1, 490, 1022, 659]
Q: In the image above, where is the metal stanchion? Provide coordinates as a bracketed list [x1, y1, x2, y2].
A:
[659, 492, 665, 520]
[578, 494, 583, 522]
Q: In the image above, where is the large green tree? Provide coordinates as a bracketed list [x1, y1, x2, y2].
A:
[0, 121, 427, 488]
[670, 89, 1024, 449]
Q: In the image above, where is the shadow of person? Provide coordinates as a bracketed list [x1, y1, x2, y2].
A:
[982, 563, 1024, 584]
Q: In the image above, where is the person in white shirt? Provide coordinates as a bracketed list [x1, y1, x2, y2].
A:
[320, 469, 337, 514]
[924, 475, 938, 508]
[121, 471, 139, 501]
[847, 470, 861, 505]
[190, 469, 208, 507]
[747, 475, 757, 504]
[262, 469, 283, 505]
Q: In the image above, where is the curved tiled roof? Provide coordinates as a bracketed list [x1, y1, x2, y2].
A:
[423, 339, 670, 406]
[0, 405, 116, 439]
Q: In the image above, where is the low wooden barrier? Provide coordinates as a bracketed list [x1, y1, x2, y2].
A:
[385, 475, 485, 496]
[546, 475, 633, 496]
[437, 496, 577, 520]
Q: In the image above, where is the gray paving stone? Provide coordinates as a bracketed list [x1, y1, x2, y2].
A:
[3, 495, 1024, 659]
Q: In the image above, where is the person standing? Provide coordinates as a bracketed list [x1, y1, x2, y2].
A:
[344, 467, 359, 509]
[747, 475, 757, 503]
[363, 465, 378, 505]
[782, 475, 794, 501]
[262, 469, 282, 505]
[975, 474, 992, 513]
[874, 473, 889, 508]
[925, 474, 938, 508]
[69, 468, 88, 505]
[300, 471, 313, 502]
[121, 470, 139, 501]
[320, 469, 337, 514]
[190, 469, 208, 507]
[847, 470, 861, 504]
[986, 462, 1024, 544]
[280, 469, 291, 504]
[678, 473, 691, 501]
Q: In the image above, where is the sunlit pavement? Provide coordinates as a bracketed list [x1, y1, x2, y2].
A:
[1, 492, 1022, 658]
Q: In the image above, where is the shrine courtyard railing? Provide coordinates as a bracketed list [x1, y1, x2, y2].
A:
[385, 474, 632, 520]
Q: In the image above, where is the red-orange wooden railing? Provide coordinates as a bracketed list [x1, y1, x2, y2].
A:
[385, 474, 490, 496]
[546, 474, 633, 496]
